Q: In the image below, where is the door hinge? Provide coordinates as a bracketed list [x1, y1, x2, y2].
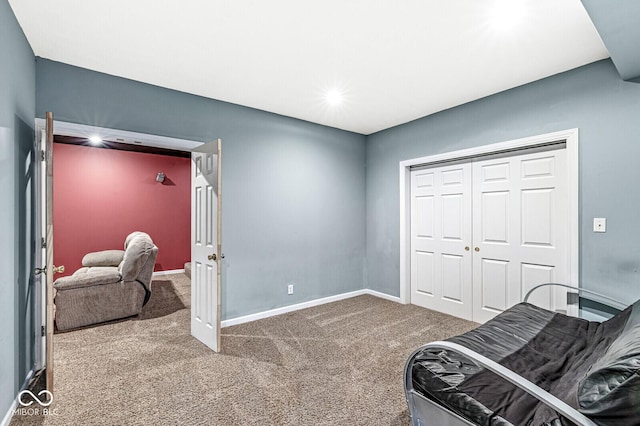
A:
[40, 150, 45, 161]
[41, 326, 45, 337]
[41, 237, 47, 248]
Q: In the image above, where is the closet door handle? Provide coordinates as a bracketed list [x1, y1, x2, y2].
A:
[474, 247, 480, 252]
[465, 246, 470, 251]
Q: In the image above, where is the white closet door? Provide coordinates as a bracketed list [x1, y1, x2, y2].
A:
[472, 149, 568, 323]
[411, 163, 473, 320]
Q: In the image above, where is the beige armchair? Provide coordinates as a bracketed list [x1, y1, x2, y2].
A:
[53, 231, 159, 331]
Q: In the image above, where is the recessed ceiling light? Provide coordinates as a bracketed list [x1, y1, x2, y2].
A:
[88, 135, 102, 145]
[325, 89, 343, 106]
[490, 0, 525, 30]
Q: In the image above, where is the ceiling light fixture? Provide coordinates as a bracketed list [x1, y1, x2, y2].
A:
[490, 0, 525, 30]
[325, 89, 343, 106]
[88, 135, 103, 145]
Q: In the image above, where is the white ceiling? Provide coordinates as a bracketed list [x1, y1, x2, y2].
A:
[10, 0, 609, 135]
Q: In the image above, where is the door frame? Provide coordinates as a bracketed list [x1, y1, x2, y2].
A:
[32, 118, 210, 366]
[399, 128, 579, 315]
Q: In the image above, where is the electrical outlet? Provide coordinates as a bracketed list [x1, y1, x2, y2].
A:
[287, 284, 294, 295]
[593, 218, 606, 233]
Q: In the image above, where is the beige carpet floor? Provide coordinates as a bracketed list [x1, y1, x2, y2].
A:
[11, 274, 476, 425]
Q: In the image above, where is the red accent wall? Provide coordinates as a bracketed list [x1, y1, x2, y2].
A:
[53, 142, 190, 277]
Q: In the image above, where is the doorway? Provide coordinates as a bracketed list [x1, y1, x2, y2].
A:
[32, 118, 222, 391]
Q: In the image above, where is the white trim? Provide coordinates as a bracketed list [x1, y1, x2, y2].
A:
[399, 163, 411, 304]
[1, 398, 18, 426]
[152, 269, 185, 277]
[2, 369, 35, 426]
[34, 118, 204, 152]
[399, 129, 580, 310]
[220, 289, 402, 328]
[367, 289, 402, 303]
[565, 131, 580, 317]
[222, 290, 367, 327]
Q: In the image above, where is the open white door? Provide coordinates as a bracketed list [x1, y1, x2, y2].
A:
[191, 139, 222, 352]
[34, 123, 46, 373]
[34, 112, 60, 394]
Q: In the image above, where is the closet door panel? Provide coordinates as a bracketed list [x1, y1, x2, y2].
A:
[411, 163, 472, 321]
[441, 254, 464, 302]
[521, 263, 555, 310]
[521, 188, 554, 246]
[480, 258, 509, 312]
[473, 149, 568, 323]
[415, 251, 435, 295]
[480, 191, 510, 244]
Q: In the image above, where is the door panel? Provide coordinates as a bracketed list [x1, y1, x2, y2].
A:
[415, 196, 434, 237]
[191, 140, 221, 352]
[441, 254, 464, 302]
[411, 163, 473, 320]
[415, 251, 435, 295]
[441, 194, 464, 240]
[480, 259, 508, 312]
[521, 263, 555, 309]
[472, 149, 567, 323]
[521, 189, 553, 246]
[481, 191, 509, 243]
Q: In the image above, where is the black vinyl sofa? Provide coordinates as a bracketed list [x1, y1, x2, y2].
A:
[404, 284, 640, 426]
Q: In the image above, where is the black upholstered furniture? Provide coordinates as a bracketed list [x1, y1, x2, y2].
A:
[404, 286, 640, 426]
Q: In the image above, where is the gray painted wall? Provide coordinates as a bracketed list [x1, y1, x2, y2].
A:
[366, 59, 640, 306]
[0, 0, 36, 418]
[36, 58, 367, 321]
[581, 0, 640, 81]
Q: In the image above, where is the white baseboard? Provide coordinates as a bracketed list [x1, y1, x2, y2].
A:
[1, 398, 17, 426]
[152, 269, 185, 277]
[221, 288, 402, 328]
[1, 397, 18, 426]
[222, 289, 368, 327]
[2, 369, 34, 426]
[366, 289, 403, 303]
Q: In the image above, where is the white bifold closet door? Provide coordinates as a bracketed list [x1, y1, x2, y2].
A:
[411, 148, 568, 323]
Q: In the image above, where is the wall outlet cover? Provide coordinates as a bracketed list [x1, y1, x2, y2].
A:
[593, 218, 606, 233]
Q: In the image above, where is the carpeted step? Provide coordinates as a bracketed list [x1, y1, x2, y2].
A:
[184, 261, 191, 278]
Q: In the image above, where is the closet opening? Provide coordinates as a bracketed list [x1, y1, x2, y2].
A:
[398, 129, 579, 322]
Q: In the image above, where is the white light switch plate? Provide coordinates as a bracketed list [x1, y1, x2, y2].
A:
[593, 218, 606, 233]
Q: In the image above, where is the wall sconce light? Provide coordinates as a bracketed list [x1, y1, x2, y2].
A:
[156, 172, 166, 183]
